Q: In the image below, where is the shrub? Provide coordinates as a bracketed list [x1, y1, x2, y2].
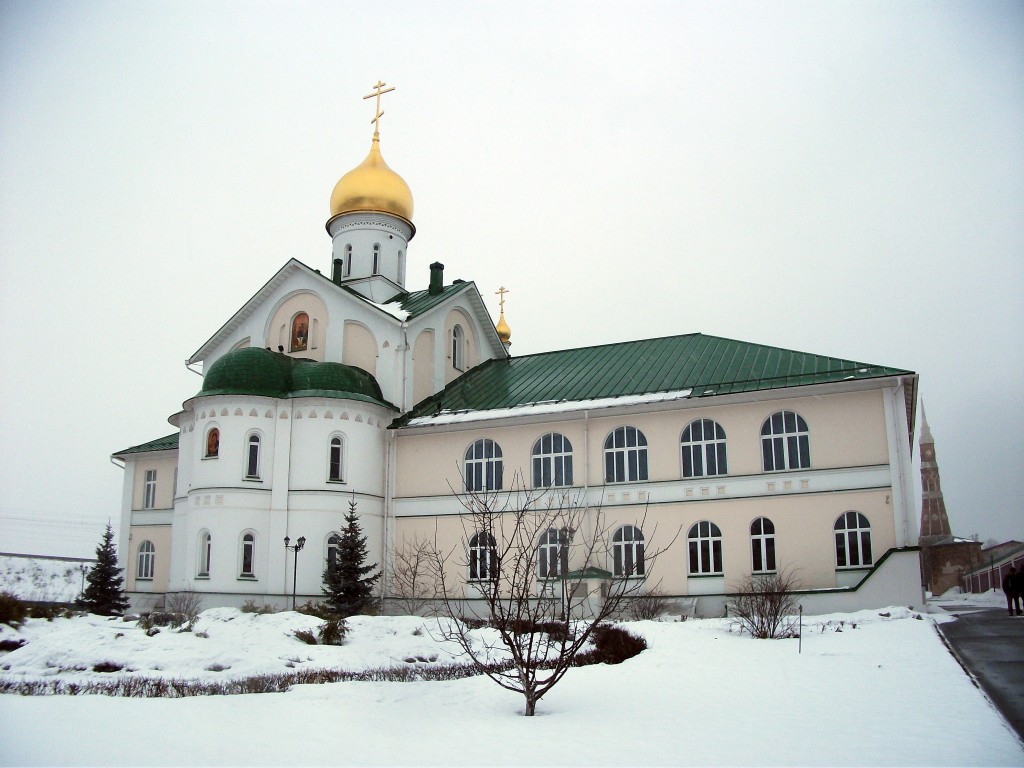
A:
[589, 624, 647, 664]
[293, 629, 318, 645]
[0, 592, 28, 627]
[92, 662, 124, 673]
[626, 588, 667, 621]
[138, 612, 188, 630]
[727, 571, 800, 639]
[241, 600, 277, 615]
[0, 638, 26, 652]
[318, 617, 347, 646]
[295, 600, 333, 620]
[165, 591, 202, 627]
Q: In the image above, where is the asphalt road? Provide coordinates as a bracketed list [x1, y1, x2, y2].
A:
[937, 606, 1024, 742]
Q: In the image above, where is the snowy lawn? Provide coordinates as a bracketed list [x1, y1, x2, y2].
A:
[1, 600, 1022, 766]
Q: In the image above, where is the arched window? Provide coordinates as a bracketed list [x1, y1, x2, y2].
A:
[468, 532, 497, 581]
[197, 531, 212, 577]
[761, 411, 810, 471]
[531, 432, 573, 488]
[537, 528, 571, 579]
[143, 469, 157, 509]
[688, 521, 723, 575]
[750, 517, 776, 573]
[681, 419, 727, 478]
[452, 324, 465, 371]
[245, 433, 261, 479]
[372, 243, 381, 275]
[290, 312, 309, 352]
[465, 438, 503, 492]
[834, 512, 872, 568]
[612, 525, 645, 577]
[398, 250, 404, 284]
[205, 427, 220, 458]
[137, 541, 155, 580]
[328, 436, 344, 482]
[239, 532, 256, 578]
[604, 426, 648, 483]
[343, 244, 352, 277]
[326, 534, 341, 571]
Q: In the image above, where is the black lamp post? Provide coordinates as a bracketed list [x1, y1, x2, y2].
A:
[284, 535, 306, 610]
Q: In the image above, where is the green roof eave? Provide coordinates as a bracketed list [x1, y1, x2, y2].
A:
[113, 432, 179, 457]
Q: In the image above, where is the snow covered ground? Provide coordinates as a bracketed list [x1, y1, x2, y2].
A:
[1, 596, 1022, 766]
[0, 555, 92, 603]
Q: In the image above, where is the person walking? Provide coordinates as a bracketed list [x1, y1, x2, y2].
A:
[1003, 566, 1022, 617]
[1010, 565, 1023, 616]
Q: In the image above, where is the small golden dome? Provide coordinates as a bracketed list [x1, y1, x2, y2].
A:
[329, 135, 414, 225]
[496, 310, 511, 345]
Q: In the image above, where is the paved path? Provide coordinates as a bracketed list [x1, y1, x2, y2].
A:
[936, 606, 1024, 742]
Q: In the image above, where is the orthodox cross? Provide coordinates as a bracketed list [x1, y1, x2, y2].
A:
[496, 286, 509, 312]
[364, 80, 395, 134]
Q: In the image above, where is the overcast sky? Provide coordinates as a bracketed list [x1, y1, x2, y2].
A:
[1, 1, 1021, 559]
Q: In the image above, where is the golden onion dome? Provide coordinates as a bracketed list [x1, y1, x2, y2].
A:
[496, 310, 511, 346]
[329, 135, 414, 225]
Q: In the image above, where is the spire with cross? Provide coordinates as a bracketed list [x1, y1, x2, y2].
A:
[364, 80, 395, 138]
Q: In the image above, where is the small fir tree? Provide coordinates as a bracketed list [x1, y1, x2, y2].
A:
[322, 495, 379, 617]
[80, 523, 130, 616]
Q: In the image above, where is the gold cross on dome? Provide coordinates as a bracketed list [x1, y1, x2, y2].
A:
[496, 286, 509, 312]
[364, 80, 396, 134]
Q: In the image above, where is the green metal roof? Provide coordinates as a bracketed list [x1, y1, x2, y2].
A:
[199, 347, 397, 409]
[113, 433, 179, 457]
[395, 333, 914, 427]
[392, 281, 473, 318]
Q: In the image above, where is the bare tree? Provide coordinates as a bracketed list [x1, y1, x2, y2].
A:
[624, 583, 668, 621]
[433, 473, 676, 716]
[727, 570, 800, 639]
[387, 534, 443, 616]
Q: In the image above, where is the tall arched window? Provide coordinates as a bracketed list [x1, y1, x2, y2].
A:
[246, 433, 261, 479]
[604, 426, 648, 483]
[344, 244, 352, 277]
[290, 312, 309, 352]
[761, 411, 810, 471]
[137, 541, 155, 580]
[372, 243, 381, 275]
[328, 436, 344, 482]
[681, 419, 727, 478]
[326, 534, 341, 571]
[239, 532, 256, 578]
[452, 324, 465, 371]
[834, 512, 872, 568]
[750, 517, 776, 573]
[531, 432, 573, 488]
[197, 531, 212, 577]
[205, 427, 220, 458]
[465, 438, 503, 492]
[537, 528, 570, 579]
[468, 532, 497, 581]
[398, 250, 405, 284]
[688, 521, 723, 575]
[612, 525, 645, 577]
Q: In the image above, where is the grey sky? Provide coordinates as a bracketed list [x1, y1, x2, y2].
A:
[1, 1, 1021, 558]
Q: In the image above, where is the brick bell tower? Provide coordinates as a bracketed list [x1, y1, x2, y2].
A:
[919, 403, 953, 543]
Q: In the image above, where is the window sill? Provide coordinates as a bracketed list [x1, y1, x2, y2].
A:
[202, 456, 219, 461]
[327, 479, 347, 485]
[136, 577, 153, 582]
[242, 477, 263, 483]
[687, 573, 724, 579]
[195, 575, 210, 580]
[237, 575, 257, 581]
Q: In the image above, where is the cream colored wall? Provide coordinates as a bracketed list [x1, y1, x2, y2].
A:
[412, 329, 435, 406]
[443, 309, 478, 385]
[393, 487, 895, 595]
[127, 524, 172, 592]
[395, 389, 890, 497]
[266, 291, 329, 361]
[342, 320, 378, 376]
[131, 456, 178, 510]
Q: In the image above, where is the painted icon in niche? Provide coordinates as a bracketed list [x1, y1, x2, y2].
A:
[291, 312, 309, 352]
[206, 428, 220, 458]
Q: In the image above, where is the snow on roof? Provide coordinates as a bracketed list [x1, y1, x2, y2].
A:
[406, 388, 694, 426]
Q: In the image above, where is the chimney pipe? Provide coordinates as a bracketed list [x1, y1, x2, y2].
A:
[429, 262, 444, 295]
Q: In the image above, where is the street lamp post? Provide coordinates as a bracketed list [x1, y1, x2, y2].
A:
[284, 535, 306, 610]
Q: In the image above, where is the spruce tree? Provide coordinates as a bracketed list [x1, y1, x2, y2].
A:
[322, 495, 379, 617]
[80, 523, 130, 616]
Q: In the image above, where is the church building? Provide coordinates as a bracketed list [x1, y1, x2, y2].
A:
[113, 84, 923, 617]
